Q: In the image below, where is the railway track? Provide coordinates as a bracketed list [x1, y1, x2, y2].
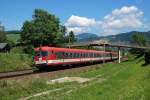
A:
[0, 69, 34, 79]
[0, 63, 101, 80]
[0, 59, 122, 80]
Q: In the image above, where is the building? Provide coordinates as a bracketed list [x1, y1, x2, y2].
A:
[0, 43, 10, 52]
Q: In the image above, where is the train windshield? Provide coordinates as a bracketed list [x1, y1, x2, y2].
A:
[35, 51, 49, 57]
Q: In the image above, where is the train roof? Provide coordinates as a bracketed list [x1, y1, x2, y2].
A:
[34, 46, 113, 54]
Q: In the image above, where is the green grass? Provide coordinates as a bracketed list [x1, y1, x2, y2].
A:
[0, 47, 33, 72]
[62, 60, 150, 100]
[6, 34, 20, 43]
[0, 59, 150, 100]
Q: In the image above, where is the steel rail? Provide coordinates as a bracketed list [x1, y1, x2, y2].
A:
[0, 69, 34, 79]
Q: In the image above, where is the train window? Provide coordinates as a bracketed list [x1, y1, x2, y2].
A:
[65, 52, 69, 58]
[35, 51, 49, 57]
[76, 53, 78, 58]
[83, 53, 86, 58]
[90, 53, 92, 58]
[72, 53, 74, 58]
[86, 53, 87, 57]
[74, 53, 77, 58]
[42, 52, 48, 57]
[95, 54, 98, 57]
[35, 52, 40, 57]
[83, 53, 85, 58]
[88, 53, 90, 58]
[73, 53, 75, 58]
[77, 53, 80, 58]
[82, 53, 84, 58]
[70, 52, 73, 58]
[92, 53, 94, 58]
[80, 53, 82, 58]
[62, 52, 65, 58]
[94, 53, 96, 57]
[106, 54, 109, 57]
[72, 52, 74, 58]
[55, 52, 63, 59]
[99, 54, 101, 57]
[78, 53, 80, 58]
[68, 52, 70, 58]
[73, 52, 75, 58]
[86, 53, 88, 58]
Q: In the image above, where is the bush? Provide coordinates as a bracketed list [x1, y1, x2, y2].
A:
[144, 49, 150, 65]
[0, 52, 33, 72]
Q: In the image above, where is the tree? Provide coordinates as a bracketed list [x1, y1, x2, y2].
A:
[0, 23, 7, 42]
[130, 33, 148, 56]
[68, 31, 76, 44]
[144, 48, 150, 65]
[21, 9, 66, 48]
[132, 33, 147, 46]
[0, 31, 7, 43]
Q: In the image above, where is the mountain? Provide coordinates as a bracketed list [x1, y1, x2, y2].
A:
[99, 31, 150, 44]
[76, 31, 150, 44]
[76, 33, 99, 42]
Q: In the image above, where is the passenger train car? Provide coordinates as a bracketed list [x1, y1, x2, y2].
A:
[34, 46, 118, 69]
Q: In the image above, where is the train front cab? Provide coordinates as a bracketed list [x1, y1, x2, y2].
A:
[34, 47, 53, 69]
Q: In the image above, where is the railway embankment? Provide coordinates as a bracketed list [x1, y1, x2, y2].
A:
[0, 58, 150, 100]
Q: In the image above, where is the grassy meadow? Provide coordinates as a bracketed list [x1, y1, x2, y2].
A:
[0, 33, 33, 72]
[0, 58, 150, 100]
[0, 47, 33, 72]
[6, 33, 20, 44]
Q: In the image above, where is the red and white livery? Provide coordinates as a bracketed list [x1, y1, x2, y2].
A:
[34, 46, 118, 68]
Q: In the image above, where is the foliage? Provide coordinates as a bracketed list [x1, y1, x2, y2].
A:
[130, 33, 148, 56]
[132, 33, 147, 46]
[68, 31, 76, 43]
[0, 31, 7, 43]
[0, 22, 7, 43]
[20, 9, 66, 53]
[144, 48, 150, 65]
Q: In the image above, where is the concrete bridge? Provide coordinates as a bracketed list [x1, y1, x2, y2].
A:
[66, 42, 150, 63]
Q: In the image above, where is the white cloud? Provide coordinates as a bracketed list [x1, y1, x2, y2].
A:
[65, 15, 97, 27]
[65, 15, 97, 33]
[64, 6, 145, 35]
[100, 6, 144, 35]
[67, 27, 89, 33]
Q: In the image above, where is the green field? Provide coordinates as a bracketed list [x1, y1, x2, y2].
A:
[0, 58, 150, 100]
[0, 47, 33, 72]
[6, 34, 20, 43]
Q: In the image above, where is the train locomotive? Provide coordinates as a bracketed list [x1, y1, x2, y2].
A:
[34, 46, 118, 69]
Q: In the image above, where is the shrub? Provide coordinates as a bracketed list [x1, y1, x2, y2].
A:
[144, 49, 150, 65]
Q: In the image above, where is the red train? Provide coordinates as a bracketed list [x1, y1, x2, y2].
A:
[34, 46, 118, 69]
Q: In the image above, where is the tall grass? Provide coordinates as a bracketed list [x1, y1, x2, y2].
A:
[0, 47, 33, 72]
[0, 58, 150, 100]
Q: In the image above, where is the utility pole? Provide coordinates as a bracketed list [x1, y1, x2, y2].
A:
[69, 35, 70, 48]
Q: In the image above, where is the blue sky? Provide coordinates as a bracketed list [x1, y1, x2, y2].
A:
[0, 0, 150, 35]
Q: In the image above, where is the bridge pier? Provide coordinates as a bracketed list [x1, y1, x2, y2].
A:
[118, 47, 121, 63]
[103, 44, 106, 63]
